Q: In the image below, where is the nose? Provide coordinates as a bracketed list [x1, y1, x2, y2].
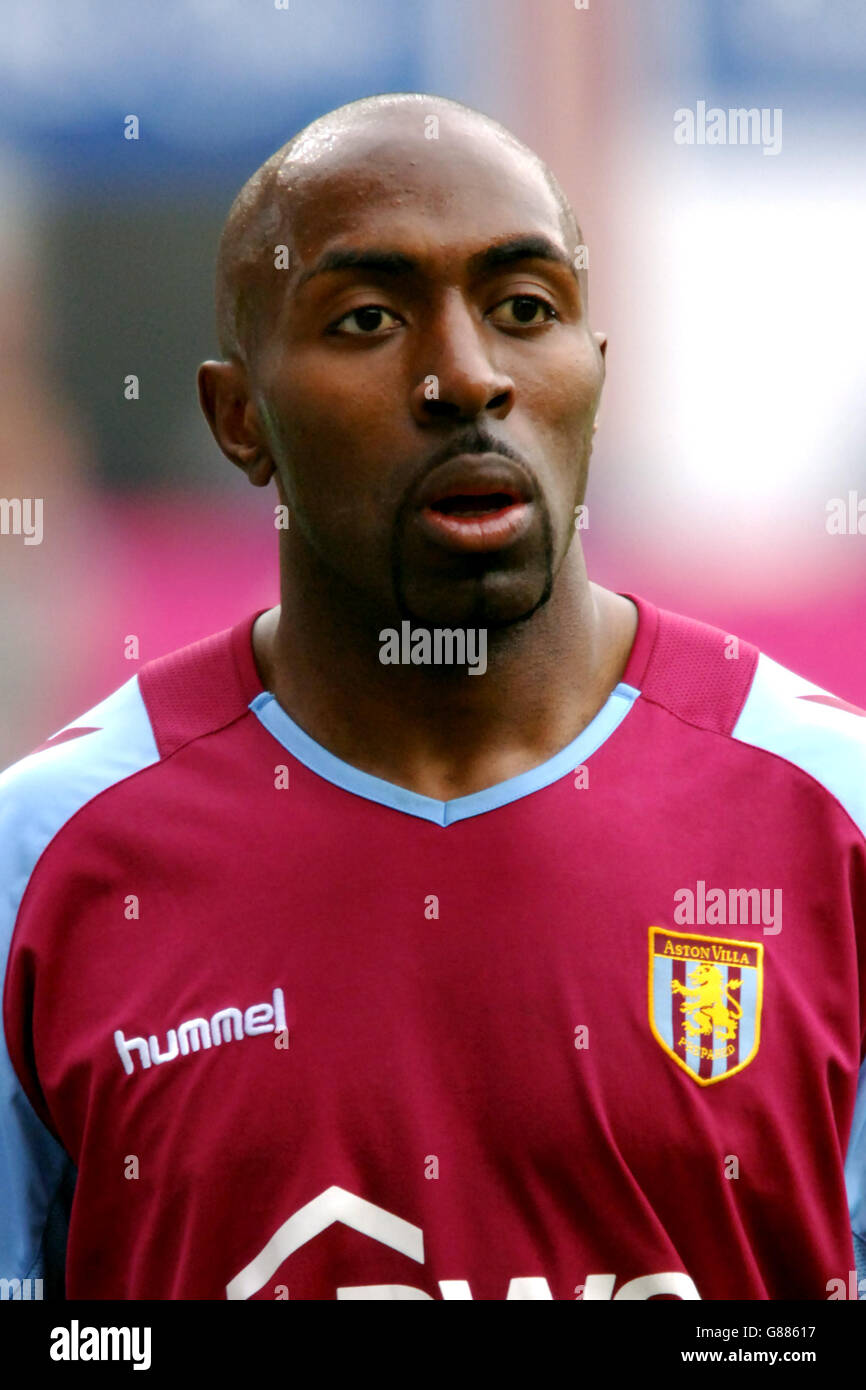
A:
[409, 292, 515, 425]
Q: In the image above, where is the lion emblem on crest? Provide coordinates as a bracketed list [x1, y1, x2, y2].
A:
[671, 962, 742, 1040]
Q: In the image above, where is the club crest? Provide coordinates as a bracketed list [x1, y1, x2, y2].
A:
[648, 927, 763, 1085]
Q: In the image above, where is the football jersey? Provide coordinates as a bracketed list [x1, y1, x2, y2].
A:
[2, 592, 866, 1300]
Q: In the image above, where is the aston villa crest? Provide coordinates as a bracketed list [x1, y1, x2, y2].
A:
[648, 927, 763, 1085]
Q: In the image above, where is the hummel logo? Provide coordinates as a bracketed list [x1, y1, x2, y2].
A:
[114, 987, 286, 1074]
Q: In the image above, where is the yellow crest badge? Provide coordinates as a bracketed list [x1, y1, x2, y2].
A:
[648, 927, 763, 1085]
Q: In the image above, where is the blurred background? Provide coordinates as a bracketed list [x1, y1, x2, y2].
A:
[1, 0, 865, 765]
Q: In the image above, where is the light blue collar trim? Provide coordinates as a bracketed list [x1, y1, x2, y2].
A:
[249, 683, 640, 827]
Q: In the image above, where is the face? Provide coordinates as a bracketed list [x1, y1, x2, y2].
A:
[245, 114, 605, 629]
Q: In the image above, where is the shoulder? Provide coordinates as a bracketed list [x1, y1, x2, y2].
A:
[0, 675, 160, 892]
[0, 675, 162, 998]
[0, 611, 262, 924]
[631, 593, 866, 837]
[731, 648, 866, 838]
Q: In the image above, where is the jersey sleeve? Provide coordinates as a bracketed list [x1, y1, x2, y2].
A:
[0, 754, 76, 1299]
[0, 1053, 74, 1299]
[0, 675, 160, 1300]
[845, 1061, 866, 1298]
[731, 650, 866, 1294]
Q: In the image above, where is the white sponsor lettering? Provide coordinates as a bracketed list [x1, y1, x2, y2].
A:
[114, 987, 286, 1074]
[227, 1185, 701, 1301]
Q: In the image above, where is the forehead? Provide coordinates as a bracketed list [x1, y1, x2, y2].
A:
[282, 117, 568, 264]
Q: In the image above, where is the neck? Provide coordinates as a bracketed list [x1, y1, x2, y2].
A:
[252, 539, 637, 802]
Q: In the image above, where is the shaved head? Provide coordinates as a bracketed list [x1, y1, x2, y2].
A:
[214, 92, 583, 367]
[199, 86, 606, 639]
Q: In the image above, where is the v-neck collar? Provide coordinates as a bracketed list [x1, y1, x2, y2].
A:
[238, 593, 654, 827]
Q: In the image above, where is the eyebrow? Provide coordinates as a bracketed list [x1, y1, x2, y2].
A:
[295, 234, 579, 290]
[467, 235, 578, 282]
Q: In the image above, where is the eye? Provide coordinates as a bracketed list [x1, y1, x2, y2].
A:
[488, 294, 558, 328]
[329, 305, 402, 335]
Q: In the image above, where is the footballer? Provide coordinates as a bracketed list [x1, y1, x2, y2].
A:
[1, 93, 865, 1300]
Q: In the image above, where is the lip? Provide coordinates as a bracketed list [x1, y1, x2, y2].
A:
[413, 452, 535, 554]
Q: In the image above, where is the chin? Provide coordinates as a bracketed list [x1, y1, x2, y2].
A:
[400, 569, 553, 631]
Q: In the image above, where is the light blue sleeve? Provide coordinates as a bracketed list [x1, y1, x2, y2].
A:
[0, 675, 160, 1299]
[0, 751, 77, 1299]
[732, 651, 866, 1299]
[845, 1058, 866, 1300]
[0, 1049, 75, 1299]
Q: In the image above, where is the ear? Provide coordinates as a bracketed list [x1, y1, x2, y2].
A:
[197, 359, 275, 487]
[592, 332, 607, 434]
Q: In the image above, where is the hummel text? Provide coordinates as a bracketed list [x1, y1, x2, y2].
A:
[114, 986, 286, 1074]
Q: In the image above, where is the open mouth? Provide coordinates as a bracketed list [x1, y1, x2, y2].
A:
[417, 491, 532, 553]
[413, 452, 535, 553]
[429, 491, 520, 519]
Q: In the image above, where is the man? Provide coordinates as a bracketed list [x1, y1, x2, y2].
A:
[1, 92, 865, 1301]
